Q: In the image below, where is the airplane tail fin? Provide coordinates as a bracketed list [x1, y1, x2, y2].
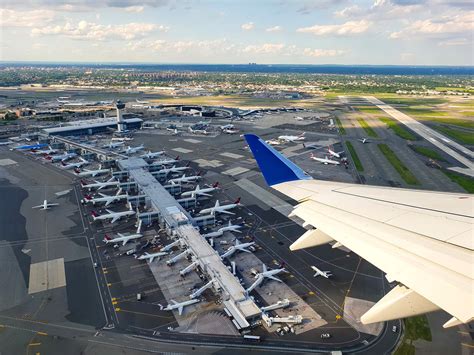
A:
[84, 194, 93, 201]
[244, 134, 312, 186]
[234, 197, 241, 205]
[74, 168, 81, 174]
[213, 182, 219, 188]
[175, 155, 180, 161]
[103, 234, 112, 242]
[91, 210, 99, 219]
[80, 179, 88, 187]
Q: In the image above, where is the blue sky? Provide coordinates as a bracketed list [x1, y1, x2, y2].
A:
[1, 0, 473, 65]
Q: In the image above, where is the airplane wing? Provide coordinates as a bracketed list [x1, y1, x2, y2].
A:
[267, 275, 282, 282]
[178, 306, 183, 316]
[244, 134, 474, 328]
[32, 205, 43, 209]
[197, 192, 212, 197]
[110, 216, 119, 224]
[121, 238, 129, 246]
[219, 210, 235, 215]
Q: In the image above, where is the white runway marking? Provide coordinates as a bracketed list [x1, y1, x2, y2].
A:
[0, 158, 17, 166]
[28, 258, 66, 294]
[183, 139, 202, 144]
[222, 167, 250, 176]
[194, 159, 223, 168]
[219, 152, 244, 159]
[172, 148, 193, 154]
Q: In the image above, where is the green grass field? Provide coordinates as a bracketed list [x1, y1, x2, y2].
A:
[394, 316, 432, 355]
[434, 126, 474, 145]
[335, 117, 346, 135]
[410, 145, 446, 161]
[442, 170, 474, 193]
[378, 144, 420, 185]
[378, 116, 417, 140]
[357, 118, 378, 137]
[346, 141, 363, 172]
[356, 106, 382, 114]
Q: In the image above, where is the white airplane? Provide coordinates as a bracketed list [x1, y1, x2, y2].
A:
[246, 263, 286, 294]
[188, 127, 208, 135]
[159, 298, 200, 316]
[220, 124, 235, 130]
[294, 116, 304, 121]
[122, 144, 145, 155]
[202, 220, 242, 238]
[74, 166, 109, 177]
[265, 139, 282, 146]
[311, 266, 332, 279]
[358, 138, 369, 144]
[220, 239, 255, 259]
[103, 232, 143, 246]
[327, 147, 344, 159]
[198, 198, 241, 216]
[278, 132, 305, 143]
[244, 133, 474, 328]
[111, 137, 133, 142]
[81, 177, 119, 190]
[222, 128, 239, 135]
[31, 147, 57, 155]
[102, 141, 125, 149]
[46, 152, 77, 162]
[168, 173, 202, 184]
[32, 199, 59, 210]
[181, 182, 219, 198]
[60, 158, 89, 170]
[136, 99, 150, 104]
[152, 164, 189, 176]
[84, 189, 128, 207]
[153, 156, 180, 167]
[310, 153, 340, 165]
[90, 204, 135, 224]
[302, 142, 319, 150]
[0, 141, 13, 146]
[141, 150, 165, 159]
[137, 251, 169, 263]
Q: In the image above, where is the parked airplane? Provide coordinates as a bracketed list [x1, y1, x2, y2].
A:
[358, 138, 369, 144]
[141, 150, 165, 159]
[220, 239, 255, 259]
[302, 142, 319, 150]
[311, 266, 332, 278]
[222, 128, 239, 135]
[31, 146, 57, 155]
[32, 199, 59, 210]
[203, 221, 242, 239]
[74, 166, 109, 177]
[46, 152, 77, 162]
[327, 147, 344, 159]
[220, 124, 235, 130]
[153, 156, 180, 166]
[14, 143, 48, 151]
[198, 198, 241, 216]
[102, 141, 125, 149]
[90, 204, 135, 224]
[137, 251, 169, 263]
[152, 164, 189, 176]
[159, 298, 200, 315]
[168, 173, 202, 184]
[121, 144, 145, 155]
[103, 232, 143, 246]
[244, 133, 474, 328]
[81, 177, 119, 190]
[310, 153, 340, 165]
[61, 158, 89, 169]
[246, 263, 286, 294]
[188, 127, 208, 135]
[265, 139, 282, 146]
[84, 189, 128, 207]
[0, 141, 13, 146]
[181, 182, 219, 198]
[278, 132, 305, 143]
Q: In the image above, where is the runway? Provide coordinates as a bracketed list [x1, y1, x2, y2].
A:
[364, 96, 474, 176]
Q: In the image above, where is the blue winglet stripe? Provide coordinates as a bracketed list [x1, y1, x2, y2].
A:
[244, 134, 312, 186]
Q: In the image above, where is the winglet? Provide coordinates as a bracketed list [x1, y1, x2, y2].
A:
[244, 134, 312, 186]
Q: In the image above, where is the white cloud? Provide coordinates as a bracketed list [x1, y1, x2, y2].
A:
[303, 48, 347, 57]
[438, 38, 469, 46]
[400, 52, 415, 62]
[124, 6, 144, 13]
[128, 38, 236, 54]
[265, 25, 282, 32]
[297, 20, 371, 36]
[241, 22, 255, 31]
[390, 12, 474, 38]
[243, 43, 285, 54]
[0, 8, 55, 27]
[31, 21, 167, 41]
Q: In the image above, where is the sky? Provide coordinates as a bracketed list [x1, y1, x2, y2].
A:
[1, 0, 473, 65]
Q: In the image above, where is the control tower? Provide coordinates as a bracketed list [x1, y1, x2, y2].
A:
[116, 100, 126, 132]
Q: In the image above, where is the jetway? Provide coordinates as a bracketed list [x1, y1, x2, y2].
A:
[260, 299, 290, 312]
[179, 260, 199, 276]
[166, 249, 192, 266]
[189, 279, 214, 299]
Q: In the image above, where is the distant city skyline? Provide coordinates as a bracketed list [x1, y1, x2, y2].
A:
[1, 0, 473, 65]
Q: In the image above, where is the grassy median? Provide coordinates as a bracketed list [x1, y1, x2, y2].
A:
[394, 316, 432, 355]
[378, 116, 417, 140]
[442, 170, 474, 193]
[335, 117, 346, 135]
[346, 141, 363, 172]
[378, 144, 420, 185]
[357, 118, 378, 137]
[434, 126, 474, 145]
[410, 145, 446, 161]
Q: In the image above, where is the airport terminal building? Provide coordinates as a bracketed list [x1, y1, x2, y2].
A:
[42, 117, 143, 136]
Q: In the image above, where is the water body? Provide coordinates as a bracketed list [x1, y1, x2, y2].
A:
[3, 62, 474, 75]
